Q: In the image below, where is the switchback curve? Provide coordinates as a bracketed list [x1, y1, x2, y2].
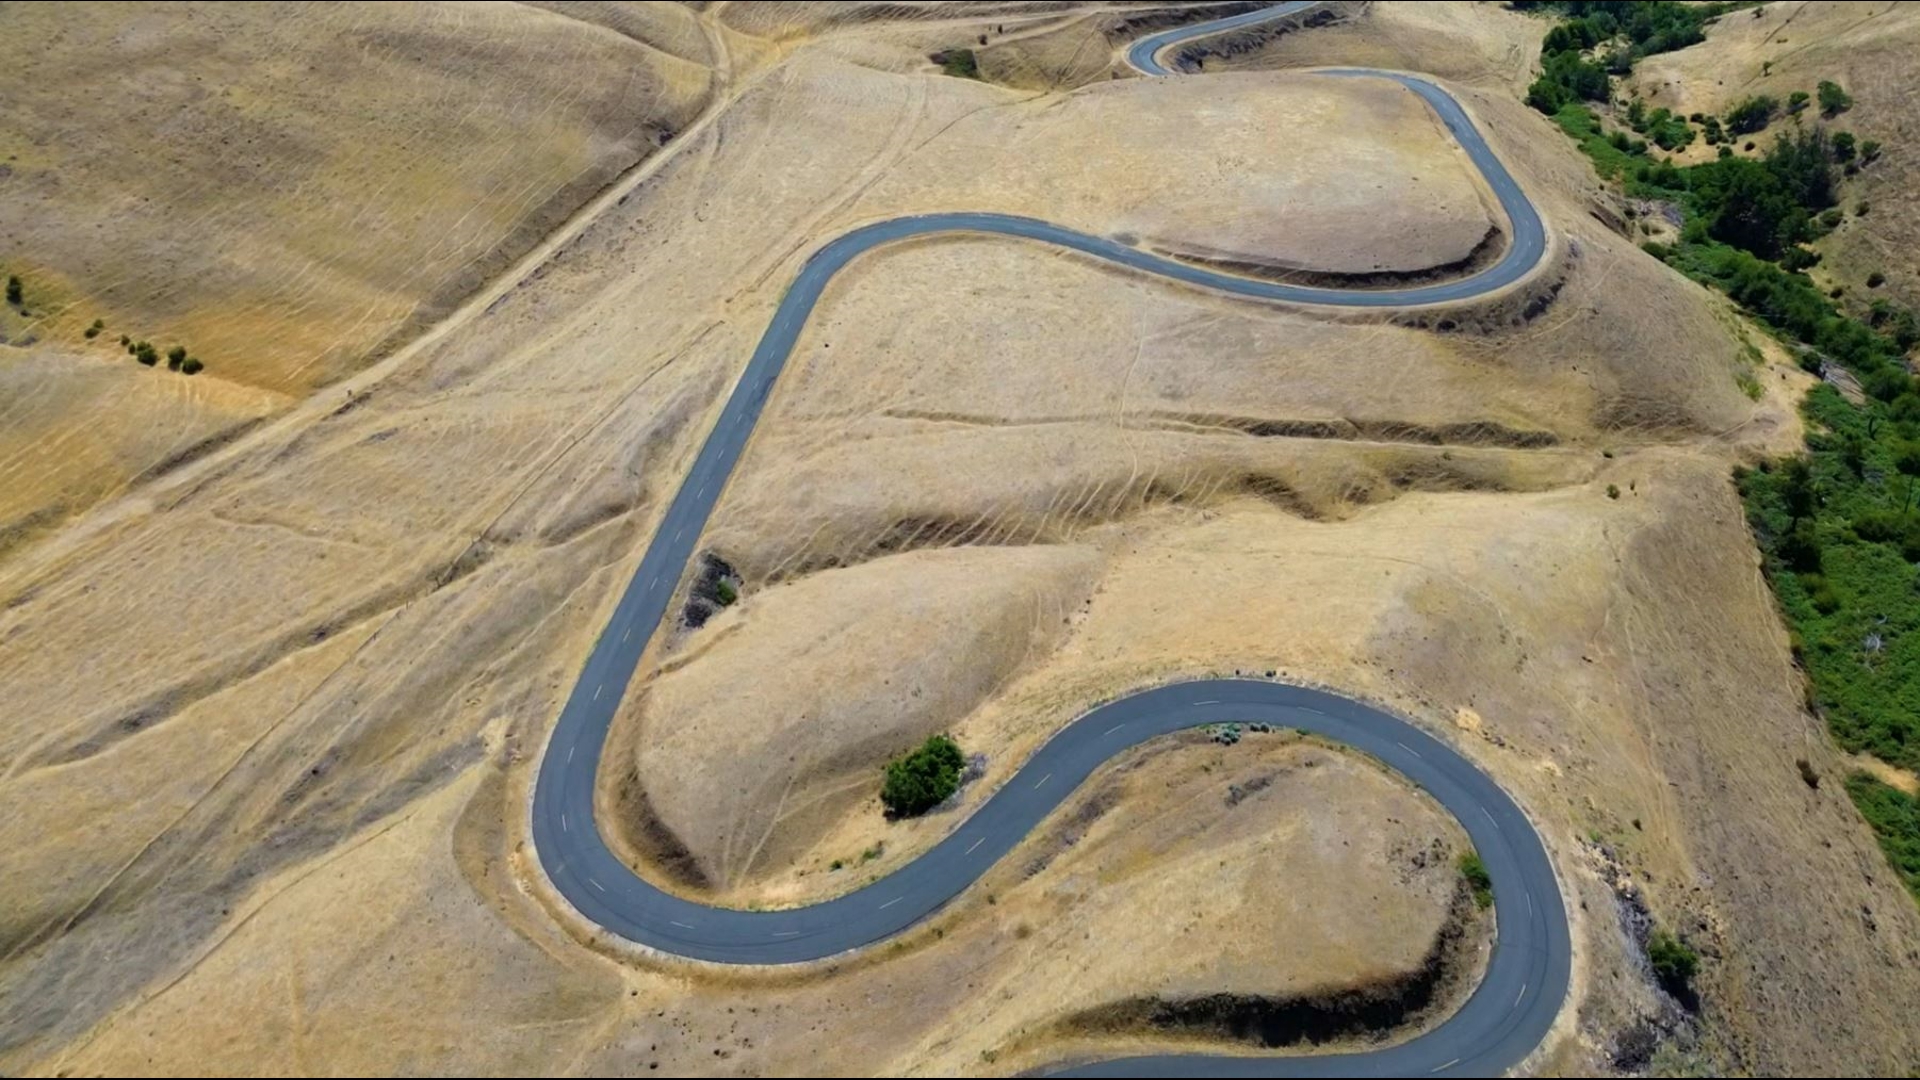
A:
[531, 3, 1568, 1075]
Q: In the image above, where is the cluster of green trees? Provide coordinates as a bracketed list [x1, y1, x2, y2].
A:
[880, 735, 966, 817]
[1625, 99, 1693, 150]
[123, 337, 204, 375]
[1524, 0, 1920, 909]
[1523, 1, 1756, 114]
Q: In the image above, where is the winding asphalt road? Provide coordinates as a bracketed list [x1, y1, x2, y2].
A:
[531, 2, 1567, 1075]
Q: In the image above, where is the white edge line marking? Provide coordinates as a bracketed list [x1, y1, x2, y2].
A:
[879, 896, 904, 910]
[965, 836, 985, 855]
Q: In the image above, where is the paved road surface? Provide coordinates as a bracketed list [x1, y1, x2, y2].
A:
[531, 3, 1567, 1075]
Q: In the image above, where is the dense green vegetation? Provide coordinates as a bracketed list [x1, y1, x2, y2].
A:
[1523, 3, 1920, 905]
[1458, 850, 1494, 909]
[1647, 927, 1700, 997]
[881, 734, 966, 818]
[932, 48, 980, 81]
[1520, 1, 1758, 113]
[1848, 774, 1920, 901]
[4, 274, 20, 306]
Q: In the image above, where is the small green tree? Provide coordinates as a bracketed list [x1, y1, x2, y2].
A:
[1647, 927, 1699, 996]
[1817, 79, 1852, 116]
[880, 735, 965, 817]
[84, 319, 104, 339]
[132, 341, 159, 366]
[1831, 131, 1857, 162]
[181, 357, 204, 375]
[4, 275, 20, 305]
[714, 578, 738, 605]
[1859, 139, 1882, 164]
[1787, 89, 1810, 114]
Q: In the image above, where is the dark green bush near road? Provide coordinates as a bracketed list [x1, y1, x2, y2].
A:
[1458, 850, 1493, 909]
[1647, 927, 1699, 997]
[881, 735, 966, 818]
[1848, 773, 1920, 902]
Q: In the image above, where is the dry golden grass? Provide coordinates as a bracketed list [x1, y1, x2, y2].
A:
[6, 3, 1920, 1077]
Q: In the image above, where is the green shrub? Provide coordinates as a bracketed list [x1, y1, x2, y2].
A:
[132, 341, 159, 367]
[1860, 139, 1882, 164]
[1458, 850, 1493, 909]
[181, 357, 204, 376]
[1607, 483, 1622, 500]
[84, 319, 104, 339]
[1868, 271, 1887, 289]
[714, 578, 738, 605]
[933, 48, 979, 80]
[118, 333, 130, 347]
[1647, 927, 1699, 995]
[1788, 89, 1811, 114]
[1831, 131, 1857, 163]
[881, 735, 965, 817]
[1817, 79, 1853, 116]
[1724, 94, 1777, 135]
[4, 275, 20, 306]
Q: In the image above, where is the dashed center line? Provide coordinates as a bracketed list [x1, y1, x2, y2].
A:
[965, 836, 985, 855]
[1430, 1058, 1459, 1074]
[670, 920, 694, 930]
[1033, 772, 1053, 790]
[878, 896, 904, 910]
[588, 877, 605, 892]
[1396, 740, 1423, 759]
